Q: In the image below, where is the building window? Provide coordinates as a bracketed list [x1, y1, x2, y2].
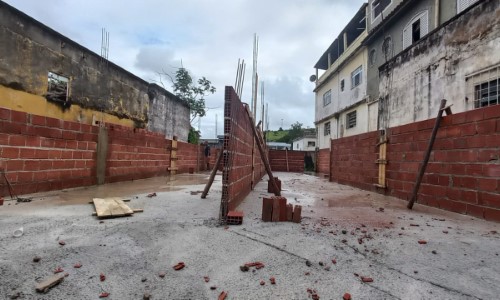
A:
[372, 0, 391, 21]
[296, 143, 300, 149]
[346, 111, 357, 129]
[351, 66, 362, 89]
[369, 49, 377, 67]
[466, 65, 499, 109]
[47, 71, 70, 107]
[382, 36, 393, 60]
[324, 122, 331, 136]
[308, 141, 316, 147]
[341, 79, 345, 92]
[403, 10, 429, 49]
[457, 0, 479, 14]
[323, 89, 331, 106]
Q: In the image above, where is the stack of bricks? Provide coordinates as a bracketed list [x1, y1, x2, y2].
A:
[262, 196, 302, 223]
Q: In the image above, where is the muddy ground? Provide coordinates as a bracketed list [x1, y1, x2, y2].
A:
[0, 172, 499, 299]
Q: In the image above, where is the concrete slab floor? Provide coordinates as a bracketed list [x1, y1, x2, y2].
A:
[0, 172, 499, 299]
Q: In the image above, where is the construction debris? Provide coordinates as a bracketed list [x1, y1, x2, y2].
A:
[173, 262, 185, 271]
[35, 274, 65, 293]
[227, 211, 243, 225]
[100, 273, 106, 282]
[262, 196, 301, 223]
[99, 292, 110, 298]
[74, 263, 82, 268]
[218, 291, 228, 300]
[147, 192, 157, 198]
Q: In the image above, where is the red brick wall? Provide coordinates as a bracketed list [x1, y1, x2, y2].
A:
[0, 107, 98, 195]
[316, 148, 331, 175]
[269, 150, 305, 172]
[331, 131, 379, 191]
[0, 107, 216, 197]
[222, 87, 266, 213]
[105, 124, 171, 183]
[331, 105, 500, 222]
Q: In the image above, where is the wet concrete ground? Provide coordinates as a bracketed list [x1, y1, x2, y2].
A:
[0, 172, 499, 299]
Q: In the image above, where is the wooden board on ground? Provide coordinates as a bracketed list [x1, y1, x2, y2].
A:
[93, 197, 134, 218]
[35, 274, 65, 293]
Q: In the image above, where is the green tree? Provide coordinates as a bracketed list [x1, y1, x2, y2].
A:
[172, 67, 216, 123]
[277, 121, 303, 144]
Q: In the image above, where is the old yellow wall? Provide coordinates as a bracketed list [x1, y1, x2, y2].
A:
[0, 86, 134, 127]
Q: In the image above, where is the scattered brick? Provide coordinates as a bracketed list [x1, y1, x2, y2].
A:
[204, 276, 210, 283]
[54, 267, 63, 274]
[218, 291, 227, 300]
[99, 292, 110, 298]
[418, 240, 427, 244]
[173, 262, 185, 271]
[343, 293, 352, 300]
[74, 263, 82, 268]
[270, 277, 276, 284]
[100, 273, 106, 281]
[58, 240, 66, 246]
[361, 276, 373, 283]
[244, 262, 265, 269]
[146, 192, 157, 198]
[260, 280, 265, 286]
[332, 259, 337, 264]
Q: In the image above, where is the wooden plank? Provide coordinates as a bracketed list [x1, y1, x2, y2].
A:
[35, 274, 65, 293]
[93, 197, 133, 218]
[92, 208, 142, 216]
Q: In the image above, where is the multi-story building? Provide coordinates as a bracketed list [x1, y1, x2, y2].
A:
[313, 4, 375, 149]
[314, 0, 490, 150]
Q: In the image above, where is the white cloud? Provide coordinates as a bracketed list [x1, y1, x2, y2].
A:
[4, 0, 365, 138]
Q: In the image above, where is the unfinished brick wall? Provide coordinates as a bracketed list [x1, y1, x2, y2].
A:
[221, 87, 266, 215]
[1, 107, 214, 197]
[331, 105, 500, 222]
[0, 107, 98, 195]
[316, 148, 331, 175]
[269, 150, 305, 172]
[105, 125, 171, 183]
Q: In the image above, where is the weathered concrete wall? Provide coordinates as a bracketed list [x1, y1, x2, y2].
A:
[366, 0, 437, 101]
[331, 105, 500, 222]
[0, 107, 202, 197]
[0, 2, 189, 141]
[221, 87, 266, 214]
[378, 0, 500, 130]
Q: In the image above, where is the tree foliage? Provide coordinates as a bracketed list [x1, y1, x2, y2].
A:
[277, 121, 304, 144]
[172, 68, 216, 123]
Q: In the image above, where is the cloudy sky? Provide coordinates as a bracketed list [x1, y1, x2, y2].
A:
[5, 0, 365, 138]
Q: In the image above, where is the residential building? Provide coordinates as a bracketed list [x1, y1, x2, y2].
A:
[364, 0, 485, 129]
[292, 128, 317, 151]
[313, 3, 376, 150]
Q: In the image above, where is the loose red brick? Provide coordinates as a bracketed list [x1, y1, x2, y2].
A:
[418, 240, 427, 244]
[343, 293, 352, 300]
[361, 276, 373, 283]
[218, 291, 227, 300]
[270, 277, 276, 285]
[100, 273, 106, 281]
[99, 292, 110, 298]
[260, 280, 265, 286]
[74, 263, 82, 268]
[173, 262, 185, 271]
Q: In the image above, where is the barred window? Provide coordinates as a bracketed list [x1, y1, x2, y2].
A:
[323, 89, 332, 106]
[324, 122, 331, 136]
[346, 111, 357, 129]
[466, 65, 499, 109]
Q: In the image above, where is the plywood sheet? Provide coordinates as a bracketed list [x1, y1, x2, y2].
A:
[93, 197, 133, 218]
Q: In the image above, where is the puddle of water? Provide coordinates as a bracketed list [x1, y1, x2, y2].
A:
[23, 173, 211, 206]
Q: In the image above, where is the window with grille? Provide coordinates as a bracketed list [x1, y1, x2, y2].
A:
[308, 141, 316, 147]
[324, 122, 331, 136]
[351, 66, 362, 89]
[457, 0, 479, 14]
[403, 10, 429, 49]
[466, 65, 500, 109]
[346, 111, 357, 129]
[323, 89, 331, 106]
[372, 0, 391, 21]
